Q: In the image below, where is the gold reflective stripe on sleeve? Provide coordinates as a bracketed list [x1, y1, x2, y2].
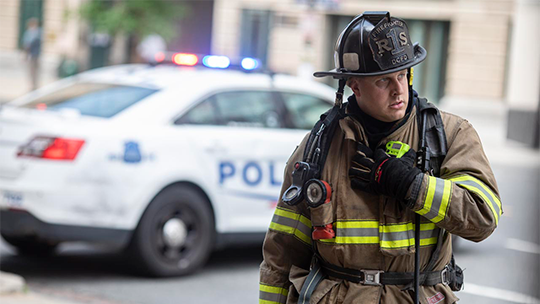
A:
[449, 175, 502, 225]
[319, 220, 438, 249]
[418, 176, 452, 223]
[259, 283, 288, 304]
[269, 207, 312, 245]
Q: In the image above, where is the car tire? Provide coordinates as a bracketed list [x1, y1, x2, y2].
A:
[127, 185, 215, 277]
[1, 235, 58, 256]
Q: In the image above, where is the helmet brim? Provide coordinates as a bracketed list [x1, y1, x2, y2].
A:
[314, 44, 427, 79]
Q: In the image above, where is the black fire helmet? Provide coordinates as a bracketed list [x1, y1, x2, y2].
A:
[314, 11, 427, 79]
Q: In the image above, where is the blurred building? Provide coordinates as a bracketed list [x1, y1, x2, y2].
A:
[0, 0, 213, 75]
[505, 0, 539, 147]
[0, 0, 538, 146]
[211, 0, 539, 147]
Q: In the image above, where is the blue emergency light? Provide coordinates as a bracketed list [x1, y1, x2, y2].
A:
[241, 58, 259, 70]
[156, 52, 263, 72]
[202, 55, 231, 69]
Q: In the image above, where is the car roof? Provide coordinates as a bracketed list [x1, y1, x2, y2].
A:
[78, 64, 336, 96]
[79, 64, 338, 124]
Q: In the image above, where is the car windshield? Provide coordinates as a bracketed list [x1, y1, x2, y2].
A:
[20, 82, 158, 118]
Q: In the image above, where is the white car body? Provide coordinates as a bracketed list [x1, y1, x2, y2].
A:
[0, 64, 335, 275]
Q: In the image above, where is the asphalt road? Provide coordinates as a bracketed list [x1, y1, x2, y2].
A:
[0, 243, 262, 304]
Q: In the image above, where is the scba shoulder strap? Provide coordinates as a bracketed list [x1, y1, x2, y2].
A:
[416, 97, 448, 177]
[281, 105, 347, 206]
[302, 105, 347, 171]
[414, 97, 463, 291]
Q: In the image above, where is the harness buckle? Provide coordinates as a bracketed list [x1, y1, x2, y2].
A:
[361, 270, 383, 286]
[440, 265, 450, 285]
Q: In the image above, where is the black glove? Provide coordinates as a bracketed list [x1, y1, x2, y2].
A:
[349, 143, 423, 201]
[349, 143, 376, 193]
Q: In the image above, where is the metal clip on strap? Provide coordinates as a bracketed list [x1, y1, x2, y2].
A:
[440, 265, 450, 285]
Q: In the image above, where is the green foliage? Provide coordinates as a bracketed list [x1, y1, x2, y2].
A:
[79, 0, 185, 41]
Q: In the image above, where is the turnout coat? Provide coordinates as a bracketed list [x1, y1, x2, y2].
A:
[259, 102, 502, 304]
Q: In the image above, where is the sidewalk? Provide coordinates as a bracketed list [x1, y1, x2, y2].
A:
[0, 50, 59, 104]
[439, 96, 539, 167]
[0, 271, 81, 304]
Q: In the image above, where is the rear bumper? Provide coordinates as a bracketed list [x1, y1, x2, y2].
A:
[0, 209, 132, 246]
[0, 179, 139, 230]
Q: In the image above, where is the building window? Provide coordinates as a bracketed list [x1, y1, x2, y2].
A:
[240, 9, 272, 66]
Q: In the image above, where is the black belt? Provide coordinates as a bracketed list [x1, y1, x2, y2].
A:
[298, 256, 462, 304]
[320, 258, 452, 286]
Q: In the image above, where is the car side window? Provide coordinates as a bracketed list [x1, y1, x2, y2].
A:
[175, 98, 218, 125]
[213, 91, 282, 128]
[280, 93, 332, 129]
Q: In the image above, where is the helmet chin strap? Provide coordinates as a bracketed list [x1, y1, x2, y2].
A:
[407, 67, 414, 102]
[335, 78, 347, 108]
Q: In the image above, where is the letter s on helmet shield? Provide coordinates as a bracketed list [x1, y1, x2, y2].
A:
[314, 11, 427, 79]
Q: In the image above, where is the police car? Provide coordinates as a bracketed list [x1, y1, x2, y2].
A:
[0, 53, 335, 276]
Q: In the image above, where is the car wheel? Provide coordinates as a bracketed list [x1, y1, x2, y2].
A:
[128, 185, 215, 277]
[1, 235, 58, 256]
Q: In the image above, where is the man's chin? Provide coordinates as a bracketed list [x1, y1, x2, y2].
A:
[385, 111, 407, 122]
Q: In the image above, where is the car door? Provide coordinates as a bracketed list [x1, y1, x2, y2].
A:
[175, 90, 307, 234]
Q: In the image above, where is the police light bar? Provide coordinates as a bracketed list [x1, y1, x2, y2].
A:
[155, 52, 264, 72]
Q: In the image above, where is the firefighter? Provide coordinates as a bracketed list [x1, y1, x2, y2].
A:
[259, 11, 502, 304]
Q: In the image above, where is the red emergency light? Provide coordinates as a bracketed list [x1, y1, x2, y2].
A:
[172, 53, 198, 66]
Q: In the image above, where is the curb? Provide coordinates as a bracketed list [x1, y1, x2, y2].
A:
[0, 271, 26, 295]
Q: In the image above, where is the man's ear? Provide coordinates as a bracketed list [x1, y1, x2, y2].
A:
[348, 78, 361, 97]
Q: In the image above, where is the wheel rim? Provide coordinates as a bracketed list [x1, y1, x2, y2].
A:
[153, 204, 204, 269]
[162, 218, 187, 248]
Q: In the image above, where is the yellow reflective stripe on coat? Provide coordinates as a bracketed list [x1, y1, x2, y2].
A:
[418, 176, 452, 223]
[449, 175, 502, 225]
[320, 220, 379, 244]
[379, 222, 438, 249]
[269, 207, 312, 245]
[320, 220, 438, 248]
[259, 283, 288, 304]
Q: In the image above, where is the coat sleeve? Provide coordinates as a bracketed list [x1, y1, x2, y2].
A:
[410, 116, 502, 242]
[259, 134, 313, 304]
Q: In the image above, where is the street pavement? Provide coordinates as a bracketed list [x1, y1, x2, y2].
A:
[0, 50, 539, 303]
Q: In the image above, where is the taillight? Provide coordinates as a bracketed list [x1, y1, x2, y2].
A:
[17, 136, 85, 161]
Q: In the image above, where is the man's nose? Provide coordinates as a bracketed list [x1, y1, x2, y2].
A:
[391, 78, 405, 95]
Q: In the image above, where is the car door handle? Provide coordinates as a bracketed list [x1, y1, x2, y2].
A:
[205, 144, 227, 154]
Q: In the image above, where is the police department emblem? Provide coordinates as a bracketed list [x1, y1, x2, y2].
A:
[124, 141, 142, 163]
